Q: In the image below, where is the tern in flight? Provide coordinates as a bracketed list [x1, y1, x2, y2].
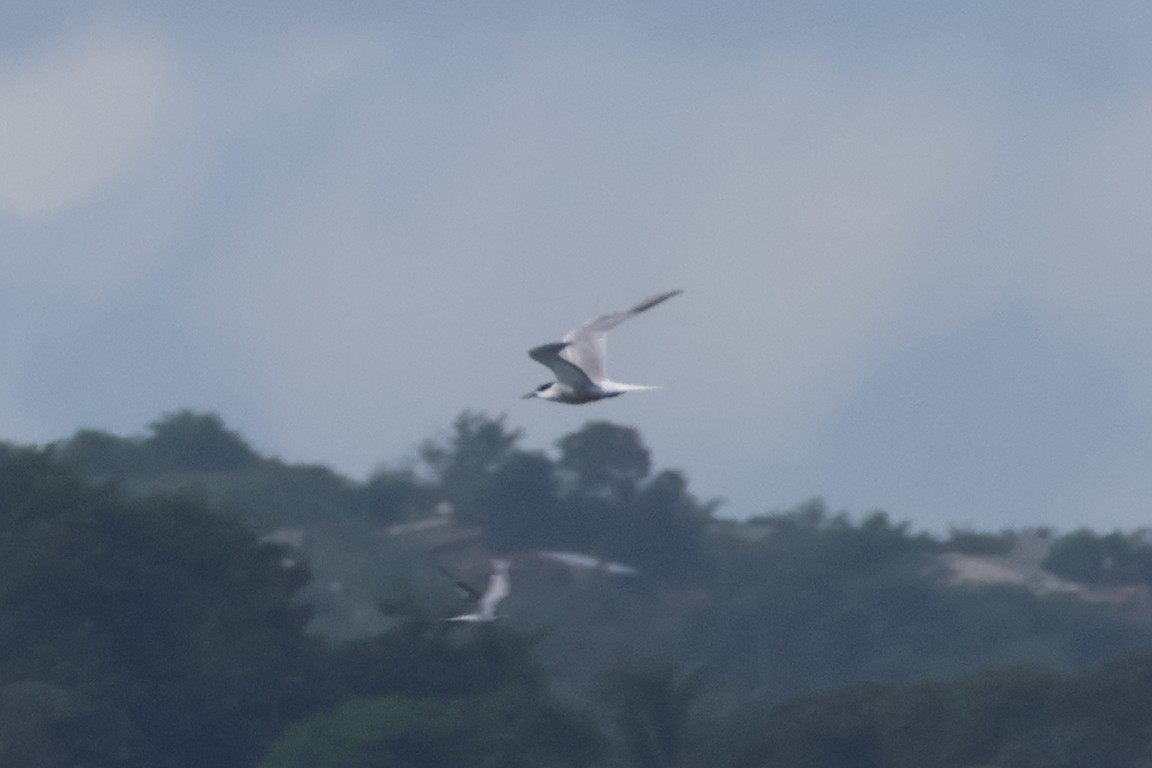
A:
[441, 559, 511, 622]
[523, 289, 682, 404]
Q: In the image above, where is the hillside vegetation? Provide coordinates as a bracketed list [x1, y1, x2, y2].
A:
[3, 410, 1152, 767]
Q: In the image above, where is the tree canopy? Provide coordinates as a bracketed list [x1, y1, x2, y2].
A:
[258, 685, 603, 768]
[0, 447, 318, 768]
[9, 411, 1152, 768]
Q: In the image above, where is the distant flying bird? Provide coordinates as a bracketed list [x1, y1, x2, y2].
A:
[441, 559, 511, 622]
[523, 289, 683, 404]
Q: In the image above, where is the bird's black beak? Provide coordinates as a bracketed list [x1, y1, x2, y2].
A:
[521, 391, 537, 399]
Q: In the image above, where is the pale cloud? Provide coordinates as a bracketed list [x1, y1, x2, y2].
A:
[743, 83, 1152, 529]
[202, 37, 997, 485]
[677, 55, 996, 419]
[0, 25, 199, 441]
[0, 27, 176, 218]
[258, 32, 381, 109]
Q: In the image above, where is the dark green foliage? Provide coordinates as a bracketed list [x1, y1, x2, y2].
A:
[212, 460, 366, 530]
[416, 415, 715, 576]
[549, 424, 713, 577]
[417, 412, 560, 551]
[61, 410, 717, 581]
[601, 469, 712, 579]
[0, 448, 321, 768]
[287, 620, 605, 767]
[56, 428, 141, 478]
[479, 450, 561, 551]
[61, 416, 371, 533]
[258, 685, 604, 768]
[59, 411, 259, 476]
[557, 421, 651, 500]
[549, 422, 713, 579]
[692, 501, 1152, 703]
[1042, 528, 1152, 585]
[324, 620, 545, 701]
[419, 411, 522, 524]
[22, 411, 1152, 768]
[599, 663, 708, 768]
[143, 411, 261, 472]
[0, 439, 604, 767]
[706, 655, 1152, 768]
[0, 681, 81, 768]
[363, 468, 435, 525]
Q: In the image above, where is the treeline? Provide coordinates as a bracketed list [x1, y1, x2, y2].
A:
[0, 443, 601, 768]
[693, 504, 1152, 703]
[60, 411, 714, 581]
[699, 656, 1152, 768]
[3, 410, 1152, 766]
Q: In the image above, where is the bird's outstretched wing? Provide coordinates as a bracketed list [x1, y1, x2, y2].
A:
[529, 342, 597, 390]
[561, 289, 682, 383]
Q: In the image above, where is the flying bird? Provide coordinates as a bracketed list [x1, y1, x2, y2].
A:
[523, 289, 683, 404]
[441, 559, 511, 622]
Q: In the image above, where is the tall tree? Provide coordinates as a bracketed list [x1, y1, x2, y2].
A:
[0, 448, 320, 768]
[556, 422, 651, 502]
[419, 412, 522, 523]
[143, 410, 260, 472]
[600, 663, 707, 768]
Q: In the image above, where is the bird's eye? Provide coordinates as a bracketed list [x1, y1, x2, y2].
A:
[536, 383, 550, 392]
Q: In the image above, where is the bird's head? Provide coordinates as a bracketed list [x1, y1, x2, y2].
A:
[522, 383, 554, 400]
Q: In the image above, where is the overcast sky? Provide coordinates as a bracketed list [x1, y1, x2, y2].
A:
[4, 2, 1152, 532]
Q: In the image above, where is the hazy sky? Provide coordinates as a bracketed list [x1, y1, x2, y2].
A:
[4, 2, 1152, 532]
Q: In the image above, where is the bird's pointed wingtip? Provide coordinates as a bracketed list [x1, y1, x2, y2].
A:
[626, 289, 683, 315]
